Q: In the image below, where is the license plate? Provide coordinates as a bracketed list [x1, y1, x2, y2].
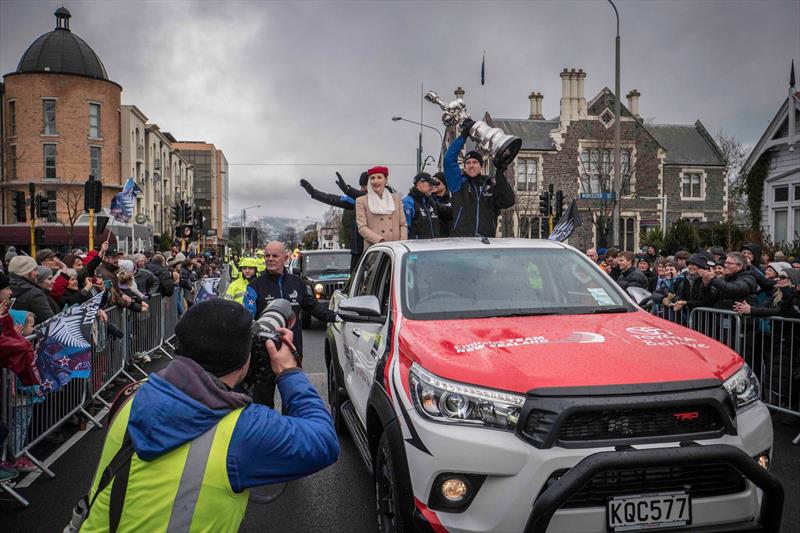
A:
[607, 492, 691, 531]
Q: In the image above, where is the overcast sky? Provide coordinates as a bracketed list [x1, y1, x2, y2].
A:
[2, 0, 798, 221]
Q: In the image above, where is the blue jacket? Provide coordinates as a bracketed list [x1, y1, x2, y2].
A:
[443, 136, 515, 237]
[127, 359, 339, 492]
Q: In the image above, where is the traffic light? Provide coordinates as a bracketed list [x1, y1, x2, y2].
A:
[555, 190, 564, 219]
[193, 209, 204, 231]
[183, 202, 192, 224]
[36, 194, 50, 219]
[171, 202, 181, 223]
[538, 191, 551, 216]
[84, 177, 103, 212]
[13, 191, 26, 222]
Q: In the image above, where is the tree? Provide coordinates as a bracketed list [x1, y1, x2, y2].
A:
[716, 130, 748, 224]
[57, 187, 83, 249]
[663, 219, 699, 255]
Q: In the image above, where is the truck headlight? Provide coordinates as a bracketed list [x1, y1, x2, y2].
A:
[723, 364, 760, 412]
[409, 363, 524, 430]
[313, 283, 324, 294]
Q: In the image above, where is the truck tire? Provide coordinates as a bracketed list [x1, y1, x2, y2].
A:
[375, 432, 407, 533]
[327, 359, 347, 435]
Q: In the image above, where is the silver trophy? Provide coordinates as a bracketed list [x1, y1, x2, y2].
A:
[425, 90, 521, 167]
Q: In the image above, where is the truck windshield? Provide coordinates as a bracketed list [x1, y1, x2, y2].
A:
[303, 253, 351, 274]
[402, 248, 632, 320]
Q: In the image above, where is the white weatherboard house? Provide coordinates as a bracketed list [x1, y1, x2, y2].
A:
[741, 62, 800, 244]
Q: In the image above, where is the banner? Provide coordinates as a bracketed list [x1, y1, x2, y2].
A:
[195, 278, 221, 304]
[548, 198, 582, 242]
[110, 177, 142, 223]
[34, 293, 103, 392]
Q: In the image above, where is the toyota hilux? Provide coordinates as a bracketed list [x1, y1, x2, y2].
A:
[325, 238, 783, 533]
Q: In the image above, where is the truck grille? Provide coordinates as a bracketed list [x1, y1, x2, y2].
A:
[554, 404, 725, 442]
[323, 281, 346, 298]
[542, 463, 747, 508]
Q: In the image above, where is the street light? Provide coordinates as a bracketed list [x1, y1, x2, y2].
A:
[608, 0, 622, 247]
[242, 204, 261, 254]
[392, 116, 444, 171]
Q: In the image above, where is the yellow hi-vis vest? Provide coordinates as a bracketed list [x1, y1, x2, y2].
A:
[224, 277, 250, 304]
[229, 261, 240, 280]
[81, 398, 249, 533]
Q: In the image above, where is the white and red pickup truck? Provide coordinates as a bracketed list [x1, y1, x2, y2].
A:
[326, 238, 783, 533]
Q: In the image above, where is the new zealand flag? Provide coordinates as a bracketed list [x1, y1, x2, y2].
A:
[34, 293, 103, 393]
[110, 178, 142, 223]
[195, 278, 221, 304]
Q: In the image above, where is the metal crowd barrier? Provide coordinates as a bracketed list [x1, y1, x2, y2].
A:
[651, 306, 800, 445]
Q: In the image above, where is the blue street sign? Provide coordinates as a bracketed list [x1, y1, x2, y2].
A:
[579, 192, 616, 201]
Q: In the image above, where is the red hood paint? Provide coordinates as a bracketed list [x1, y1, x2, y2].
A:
[398, 311, 742, 394]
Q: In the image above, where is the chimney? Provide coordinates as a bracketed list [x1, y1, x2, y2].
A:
[577, 69, 587, 118]
[626, 89, 641, 118]
[569, 69, 579, 120]
[454, 86, 465, 101]
[560, 69, 571, 126]
[529, 92, 544, 120]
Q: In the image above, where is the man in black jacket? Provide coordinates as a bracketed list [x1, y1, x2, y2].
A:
[244, 241, 338, 406]
[402, 172, 452, 239]
[431, 171, 452, 237]
[443, 119, 515, 237]
[615, 251, 648, 290]
[143, 254, 175, 297]
[700, 252, 758, 309]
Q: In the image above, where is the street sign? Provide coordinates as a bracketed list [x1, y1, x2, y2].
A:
[579, 192, 616, 201]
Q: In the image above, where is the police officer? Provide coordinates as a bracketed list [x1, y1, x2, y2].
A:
[443, 119, 515, 237]
[244, 241, 338, 406]
[255, 249, 266, 274]
[224, 257, 259, 304]
[228, 253, 240, 280]
[402, 172, 451, 239]
[75, 299, 338, 532]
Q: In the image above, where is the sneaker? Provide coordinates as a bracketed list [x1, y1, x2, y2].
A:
[12, 456, 40, 472]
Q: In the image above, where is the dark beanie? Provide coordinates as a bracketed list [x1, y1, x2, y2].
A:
[464, 150, 483, 164]
[174, 299, 253, 376]
[359, 171, 369, 187]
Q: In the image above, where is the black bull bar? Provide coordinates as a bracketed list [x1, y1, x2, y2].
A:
[525, 443, 784, 533]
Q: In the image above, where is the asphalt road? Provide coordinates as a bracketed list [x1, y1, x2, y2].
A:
[2, 325, 799, 532]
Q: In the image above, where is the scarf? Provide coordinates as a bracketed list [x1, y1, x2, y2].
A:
[367, 187, 396, 215]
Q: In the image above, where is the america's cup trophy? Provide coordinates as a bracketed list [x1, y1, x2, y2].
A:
[425, 90, 522, 167]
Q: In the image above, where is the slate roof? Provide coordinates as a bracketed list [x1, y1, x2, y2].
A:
[15, 8, 109, 81]
[646, 123, 725, 166]
[487, 118, 559, 151]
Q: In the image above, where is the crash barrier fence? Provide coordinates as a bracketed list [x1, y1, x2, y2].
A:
[0, 292, 180, 507]
[653, 305, 800, 445]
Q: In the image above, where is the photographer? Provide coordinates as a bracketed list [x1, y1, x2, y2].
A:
[75, 299, 338, 532]
[244, 241, 338, 406]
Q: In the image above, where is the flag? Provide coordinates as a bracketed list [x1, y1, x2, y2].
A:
[195, 277, 221, 303]
[34, 293, 104, 393]
[110, 177, 142, 223]
[481, 51, 486, 86]
[548, 199, 582, 242]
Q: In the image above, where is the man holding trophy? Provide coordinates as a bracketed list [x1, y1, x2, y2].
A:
[426, 90, 519, 238]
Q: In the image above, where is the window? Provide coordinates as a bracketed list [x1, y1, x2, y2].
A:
[774, 210, 788, 244]
[793, 209, 800, 241]
[795, 185, 800, 202]
[580, 148, 631, 194]
[681, 173, 702, 198]
[89, 103, 101, 138]
[42, 99, 56, 134]
[622, 217, 635, 251]
[46, 190, 57, 222]
[620, 149, 632, 196]
[515, 158, 538, 192]
[774, 186, 788, 202]
[8, 101, 15, 136]
[600, 109, 615, 128]
[90, 146, 101, 179]
[9, 145, 16, 180]
[43, 144, 57, 179]
[519, 216, 545, 238]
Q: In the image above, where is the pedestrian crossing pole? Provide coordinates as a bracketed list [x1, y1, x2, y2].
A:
[28, 182, 37, 255]
[548, 215, 554, 235]
[88, 208, 95, 251]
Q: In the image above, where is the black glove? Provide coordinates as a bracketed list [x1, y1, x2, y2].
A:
[300, 179, 314, 194]
[460, 118, 476, 139]
[335, 172, 348, 194]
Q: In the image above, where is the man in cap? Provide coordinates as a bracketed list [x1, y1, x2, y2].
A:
[255, 249, 266, 275]
[35, 249, 62, 271]
[671, 253, 715, 313]
[443, 119, 515, 237]
[402, 172, 452, 239]
[430, 171, 452, 237]
[77, 299, 338, 532]
[7, 256, 55, 325]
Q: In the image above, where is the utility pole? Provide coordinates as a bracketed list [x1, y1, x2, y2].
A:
[28, 183, 36, 255]
[609, 0, 622, 247]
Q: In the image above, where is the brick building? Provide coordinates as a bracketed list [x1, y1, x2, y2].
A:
[457, 67, 727, 250]
[1, 7, 122, 233]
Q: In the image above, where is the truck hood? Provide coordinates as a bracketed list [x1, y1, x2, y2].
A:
[397, 311, 742, 394]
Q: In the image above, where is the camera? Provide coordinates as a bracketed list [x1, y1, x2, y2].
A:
[246, 299, 297, 384]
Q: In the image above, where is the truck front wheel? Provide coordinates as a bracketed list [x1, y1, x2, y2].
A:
[375, 432, 407, 532]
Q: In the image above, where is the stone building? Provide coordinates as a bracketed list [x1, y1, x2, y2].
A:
[453, 67, 727, 250]
[2, 7, 122, 232]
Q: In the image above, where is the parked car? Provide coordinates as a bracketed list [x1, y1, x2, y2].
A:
[326, 238, 783, 533]
[291, 249, 351, 327]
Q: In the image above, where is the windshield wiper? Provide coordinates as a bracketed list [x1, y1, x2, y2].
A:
[576, 306, 630, 314]
[493, 310, 565, 317]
